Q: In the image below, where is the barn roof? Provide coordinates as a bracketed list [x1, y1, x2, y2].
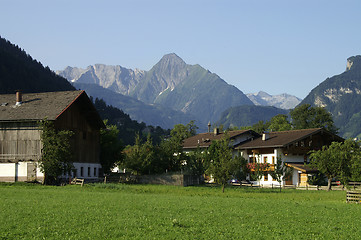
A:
[0, 90, 104, 128]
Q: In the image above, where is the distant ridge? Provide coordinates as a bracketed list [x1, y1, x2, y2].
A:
[246, 91, 301, 109]
[0, 36, 74, 93]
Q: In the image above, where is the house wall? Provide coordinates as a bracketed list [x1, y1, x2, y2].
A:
[241, 148, 305, 186]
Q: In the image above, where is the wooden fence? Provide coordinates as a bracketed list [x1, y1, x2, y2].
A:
[346, 191, 361, 203]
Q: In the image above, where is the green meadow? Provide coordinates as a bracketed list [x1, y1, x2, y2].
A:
[1, 183, 360, 239]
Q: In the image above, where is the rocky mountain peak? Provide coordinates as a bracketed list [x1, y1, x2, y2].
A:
[346, 55, 361, 71]
[153, 53, 187, 74]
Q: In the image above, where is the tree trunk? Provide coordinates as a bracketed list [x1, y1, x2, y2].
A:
[279, 181, 282, 193]
[327, 178, 332, 191]
[222, 184, 225, 193]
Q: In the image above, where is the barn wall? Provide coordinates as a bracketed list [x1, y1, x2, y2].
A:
[55, 99, 101, 164]
[0, 122, 42, 162]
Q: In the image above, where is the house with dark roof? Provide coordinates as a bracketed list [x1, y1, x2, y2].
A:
[0, 90, 105, 182]
[182, 128, 260, 153]
[236, 128, 343, 187]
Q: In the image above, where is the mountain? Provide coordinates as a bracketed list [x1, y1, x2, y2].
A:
[58, 53, 254, 127]
[58, 64, 144, 95]
[246, 91, 301, 109]
[216, 105, 288, 129]
[0, 36, 74, 93]
[300, 55, 361, 138]
[73, 82, 197, 130]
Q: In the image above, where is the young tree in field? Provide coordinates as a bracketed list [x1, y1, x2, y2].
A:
[270, 156, 293, 192]
[100, 120, 123, 174]
[39, 120, 74, 185]
[160, 121, 198, 172]
[123, 133, 157, 175]
[182, 146, 205, 176]
[247, 161, 269, 185]
[309, 140, 359, 190]
[205, 135, 243, 192]
[290, 104, 338, 133]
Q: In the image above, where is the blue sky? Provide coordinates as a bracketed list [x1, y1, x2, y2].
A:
[1, 0, 361, 99]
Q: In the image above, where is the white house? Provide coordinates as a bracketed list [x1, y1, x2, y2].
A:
[236, 128, 343, 187]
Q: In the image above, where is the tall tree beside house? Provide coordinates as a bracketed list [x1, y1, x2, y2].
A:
[270, 156, 293, 192]
[100, 120, 123, 174]
[308, 140, 360, 190]
[160, 121, 198, 172]
[182, 147, 205, 176]
[39, 120, 74, 185]
[205, 135, 243, 193]
[268, 114, 292, 132]
[290, 104, 338, 134]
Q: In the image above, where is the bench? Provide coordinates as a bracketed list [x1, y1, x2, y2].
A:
[71, 178, 84, 187]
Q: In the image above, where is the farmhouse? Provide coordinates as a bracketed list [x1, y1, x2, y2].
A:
[237, 128, 344, 187]
[0, 90, 105, 182]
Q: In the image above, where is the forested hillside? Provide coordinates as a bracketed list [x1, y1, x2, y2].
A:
[0, 36, 74, 93]
[93, 98, 170, 146]
[216, 105, 288, 129]
[301, 56, 361, 138]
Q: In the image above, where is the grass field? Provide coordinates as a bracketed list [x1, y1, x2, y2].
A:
[1, 183, 361, 239]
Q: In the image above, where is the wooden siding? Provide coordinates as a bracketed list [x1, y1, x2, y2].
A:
[0, 122, 41, 163]
[55, 99, 101, 164]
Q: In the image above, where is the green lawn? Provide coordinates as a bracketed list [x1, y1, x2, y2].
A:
[0, 183, 360, 239]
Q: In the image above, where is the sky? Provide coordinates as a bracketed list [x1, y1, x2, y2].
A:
[1, 0, 361, 99]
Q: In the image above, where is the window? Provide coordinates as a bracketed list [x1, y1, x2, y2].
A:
[80, 167, 83, 177]
[272, 156, 275, 165]
[263, 156, 267, 163]
[83, 131, 87, 140]
[88, 167, 91, 177]
[94, 168, 97, 176]
[264, 173, 268, 181]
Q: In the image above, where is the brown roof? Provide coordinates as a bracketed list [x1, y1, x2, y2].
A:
[0, 90, 104, 128]
[237, 128, 343, 150]
[285, 163, 318, 173]
[182, 130, 259, 149]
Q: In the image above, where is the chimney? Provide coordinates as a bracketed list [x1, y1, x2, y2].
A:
[208, 121, 211, 133]
[262, 132, 269, 141]
[15, 90, 22, 106]
[214, 127, 219, 135]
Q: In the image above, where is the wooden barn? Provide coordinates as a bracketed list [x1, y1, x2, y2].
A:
[0, 90, 105, 182]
